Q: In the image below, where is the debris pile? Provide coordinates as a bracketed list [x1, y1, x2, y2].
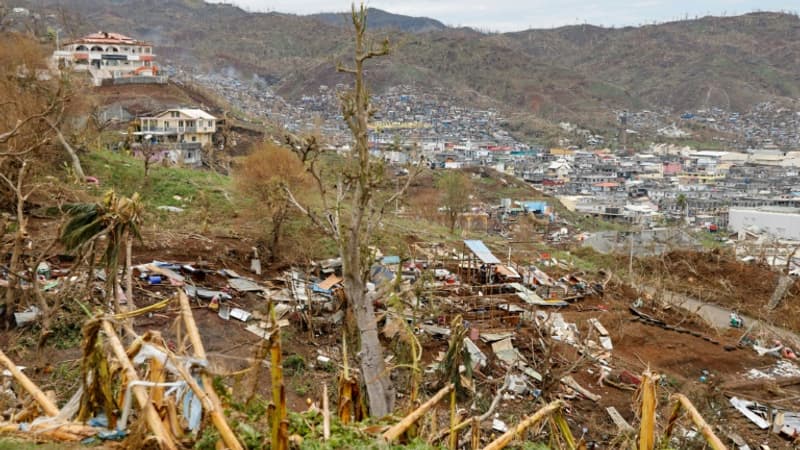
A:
[0, 293, 242, 449]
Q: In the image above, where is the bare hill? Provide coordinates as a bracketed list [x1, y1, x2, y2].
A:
[16, 1, 800, 128]
[308, 7, 446, 33]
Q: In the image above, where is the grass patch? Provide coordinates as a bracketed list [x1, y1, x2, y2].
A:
[0, 438, 81, 449]
[693, 230, 727, 250]
[83, 150, 236, 232]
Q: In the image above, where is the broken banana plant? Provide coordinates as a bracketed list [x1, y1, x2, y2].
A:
[178, 291, 244, 450]
[637, 369, 658, 450]
[482, 400, 566, 450]
[268, 302, 288, 450]
[383, 383, 454, 443]
[441, 315, 472, 450]
[664, 394, 727, 450]
[338, 332, 363, 424]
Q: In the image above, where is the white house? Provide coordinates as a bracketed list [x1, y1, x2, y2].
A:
[131, 109, 218, 167]
[546, 159, 572, 180]
[52, 32, 163, 85]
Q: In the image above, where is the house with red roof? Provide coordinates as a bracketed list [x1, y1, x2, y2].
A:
[52, 31, 163, 85]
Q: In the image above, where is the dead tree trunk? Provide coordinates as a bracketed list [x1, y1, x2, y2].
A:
[45, 119, 85, 180]
[342, 236, 394, 416]
[335, 4, 395, 417]
[284, 4, 418, 418]
[1, 161, 32, 327]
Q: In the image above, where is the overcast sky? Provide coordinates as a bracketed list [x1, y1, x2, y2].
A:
[208, 1, 799, 31]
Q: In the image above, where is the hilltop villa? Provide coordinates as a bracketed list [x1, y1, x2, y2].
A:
[52, 31, 165, 85]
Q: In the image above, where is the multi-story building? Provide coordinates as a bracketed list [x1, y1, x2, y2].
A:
[131, 109, 218, 167]
[137, 109, 217, 146]
[52, 32, 164, 85]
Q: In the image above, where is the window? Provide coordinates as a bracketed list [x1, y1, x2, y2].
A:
[191, 136, 197, 142]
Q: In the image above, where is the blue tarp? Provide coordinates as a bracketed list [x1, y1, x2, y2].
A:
[382, 255, 401, 265]
[464, 240, 502, 265]
[519, 201, 548, 214]
[370, 265, 395, 285]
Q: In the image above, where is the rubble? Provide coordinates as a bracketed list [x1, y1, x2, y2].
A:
[3, 228, 798, 449]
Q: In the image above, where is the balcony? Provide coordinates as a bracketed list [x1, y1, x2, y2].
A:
[141, 126, 199, 134]
[133, 142, 202, 151]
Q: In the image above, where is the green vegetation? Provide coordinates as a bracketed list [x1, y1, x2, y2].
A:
[563, 246, 623, 272]
[84, 150, 235, 229]
[694, 230, 727, 249]
[574, 215, 630, 232]
[0, 439, 80, 450]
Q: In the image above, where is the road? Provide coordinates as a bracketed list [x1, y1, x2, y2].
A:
[637, 285, 800, 345]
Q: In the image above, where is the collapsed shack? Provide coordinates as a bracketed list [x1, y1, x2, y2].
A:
[2, 230, 800, 448]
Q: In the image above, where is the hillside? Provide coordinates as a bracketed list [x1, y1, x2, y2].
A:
[308, 7, 446, 33]
[15, 1, 800, 130]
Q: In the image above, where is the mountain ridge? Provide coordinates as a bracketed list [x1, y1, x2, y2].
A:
[12, 1, 800, 135]
[307, 7, 447, 33]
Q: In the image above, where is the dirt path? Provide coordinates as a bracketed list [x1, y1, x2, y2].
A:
[639, 285, 800, 346]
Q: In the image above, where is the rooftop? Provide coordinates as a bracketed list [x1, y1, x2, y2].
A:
[730, 206, 800, 214]
[67, 31, 149, 46]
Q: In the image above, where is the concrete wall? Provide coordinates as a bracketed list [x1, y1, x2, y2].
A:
[729, 208, 800, 240]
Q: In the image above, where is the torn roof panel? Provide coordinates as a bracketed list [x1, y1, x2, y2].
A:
[317, 274, 343, 291]
[495, 264, 521, 278]
[463, 240, 502, 265]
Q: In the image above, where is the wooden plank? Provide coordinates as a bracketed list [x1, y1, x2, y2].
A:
[606, 406, 634, 433]
[589, 318, 609, 336]
[561, 376, 600, 402]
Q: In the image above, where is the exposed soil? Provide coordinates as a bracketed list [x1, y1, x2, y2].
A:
[639, 250, 800, 332]
[2, 238, 799, 448]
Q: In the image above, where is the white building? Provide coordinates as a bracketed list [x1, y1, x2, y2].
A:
[52, 32, 164, 85]
[136, 109, 217, 146]
[729, 207, 800, 241]
[131, 109, 218, 167]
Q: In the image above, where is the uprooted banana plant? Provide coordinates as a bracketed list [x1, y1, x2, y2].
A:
[268, 302, 288, 450]
[337, 332, 364, 424]
[77, 318, 118, 429]
[61, 190, 144, 315]
[440, 315, 472, 450]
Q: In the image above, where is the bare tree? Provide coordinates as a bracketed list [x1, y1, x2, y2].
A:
[139, 138, 161, 178]
[0, 33, 86, 180]
[437, 171, 472, 233]
[235, 142, 311, 262]
[0, 160, 35, 327]
[284, 4, 421, 417]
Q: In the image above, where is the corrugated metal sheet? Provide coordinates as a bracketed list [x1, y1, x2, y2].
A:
[464, 240, 501, 264]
